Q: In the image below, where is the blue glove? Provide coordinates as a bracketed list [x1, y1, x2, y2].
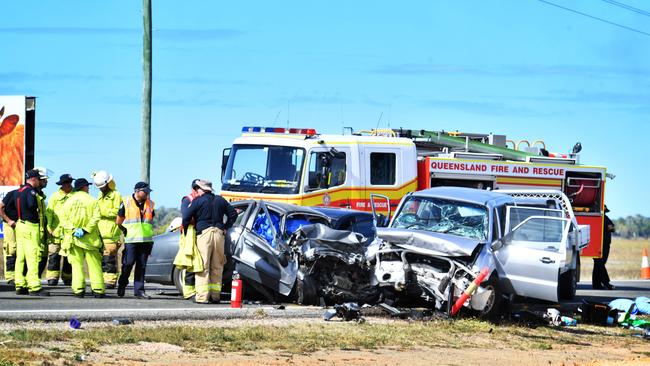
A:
[73, 228, 85, 238]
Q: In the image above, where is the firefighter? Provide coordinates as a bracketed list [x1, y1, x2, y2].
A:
[181, 179, 237, 304]
[92, 170, 123, 289]
[173, 179, 203, 300]
[44, 174, 74, 286]
[116, 182, 155, 299]
[593, 205, 616, 290]
[0, 189, 18, 284]
[13, 169, 49, 296]
[62, 178, 105, 298]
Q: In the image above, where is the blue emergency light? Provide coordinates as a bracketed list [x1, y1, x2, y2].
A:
[241, 127, 317, 135]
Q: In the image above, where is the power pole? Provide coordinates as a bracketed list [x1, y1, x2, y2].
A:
[141, 0, 152, 183]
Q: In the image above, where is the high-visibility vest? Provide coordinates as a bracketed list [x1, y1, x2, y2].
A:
[123, 196, 154, 243]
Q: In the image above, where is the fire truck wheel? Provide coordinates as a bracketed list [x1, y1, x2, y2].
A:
[559, 269, 577, 300]
[172, 267, 184, 294]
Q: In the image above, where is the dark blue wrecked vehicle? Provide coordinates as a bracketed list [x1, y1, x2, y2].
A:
[146, 200, 378, 304]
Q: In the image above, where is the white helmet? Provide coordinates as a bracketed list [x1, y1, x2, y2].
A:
[33, 166, 50, 180]
[92, 170, 113, 188]
[167, 217, 182, 232]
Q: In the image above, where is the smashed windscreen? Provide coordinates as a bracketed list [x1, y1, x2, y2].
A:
[391, 196, 488, 241]
[222, 144, 305, 194]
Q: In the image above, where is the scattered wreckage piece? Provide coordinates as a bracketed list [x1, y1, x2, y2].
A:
[323, 302, 365, 323]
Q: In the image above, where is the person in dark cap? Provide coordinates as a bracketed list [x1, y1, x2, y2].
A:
[44, 174, 74, 286]
[116, 182, 155, 299]
[13, 169, 49, 296]
[182, 179, 237, 304]
[60, 178, 105, 297]
[593, 205, 616, 290]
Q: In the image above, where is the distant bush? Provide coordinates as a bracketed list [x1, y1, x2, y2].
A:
[613, 215, 650, 239]
[153, 206, 181, 235]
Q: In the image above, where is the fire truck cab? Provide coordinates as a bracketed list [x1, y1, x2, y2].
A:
[220, 127, 607, 259]
[221, 127, 418, 214]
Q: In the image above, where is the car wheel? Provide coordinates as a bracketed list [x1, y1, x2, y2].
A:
[479, 275, 503, 320]
[296, 275, 319, 305]
[172, 267, 184, 294]
[559, 269, 577, 300]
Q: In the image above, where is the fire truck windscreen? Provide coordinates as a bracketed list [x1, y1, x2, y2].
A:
[222, 144, 306, 194]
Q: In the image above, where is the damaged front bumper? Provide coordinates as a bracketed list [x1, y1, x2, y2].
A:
[372, 248, 494, 313]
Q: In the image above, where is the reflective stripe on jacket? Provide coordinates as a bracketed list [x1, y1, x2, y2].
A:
[123, 196, 154, 243]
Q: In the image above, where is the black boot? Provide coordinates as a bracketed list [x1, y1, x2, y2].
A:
[47, 279, 59, 286]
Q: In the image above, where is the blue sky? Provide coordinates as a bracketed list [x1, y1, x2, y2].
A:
[1, 1, 648, 217]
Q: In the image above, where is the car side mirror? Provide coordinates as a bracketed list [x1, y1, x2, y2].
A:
[491, 238, 504, 251]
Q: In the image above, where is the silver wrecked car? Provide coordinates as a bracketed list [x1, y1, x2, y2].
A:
[372, 187, 587, 318]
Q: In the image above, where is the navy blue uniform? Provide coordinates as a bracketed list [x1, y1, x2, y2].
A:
[181, 193, 237, 234]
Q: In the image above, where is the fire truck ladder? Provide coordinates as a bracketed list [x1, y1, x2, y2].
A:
[393, 129, 539, 162]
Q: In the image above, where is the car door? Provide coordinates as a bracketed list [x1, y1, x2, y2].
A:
[494, 206, 570, 302]
[232, 201, 297, 296]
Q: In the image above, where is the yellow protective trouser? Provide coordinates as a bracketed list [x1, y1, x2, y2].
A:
[46, 243, 72, 282]
[195, 227, 225, 303]
[182, 270, 196, 299]
[3, 223, 17, 281]
[102, 241, 122, 286]
[14, 221, 43, 292]
[68, 245, 105, 295]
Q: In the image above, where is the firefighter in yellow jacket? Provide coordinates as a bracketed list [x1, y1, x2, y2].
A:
[62, 178, 105, 298]
[92, 170, 123, 288]
[44, 174, 74, 286]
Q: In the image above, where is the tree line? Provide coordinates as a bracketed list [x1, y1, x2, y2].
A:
[613, 215, 650, 239]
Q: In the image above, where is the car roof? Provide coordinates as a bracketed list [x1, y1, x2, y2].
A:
[312, 206, 374, 221]
[411, 186, 513, 206]
[234, 199, 328, 217]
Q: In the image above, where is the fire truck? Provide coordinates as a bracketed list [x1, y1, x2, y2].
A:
[220, 127, 607, 258]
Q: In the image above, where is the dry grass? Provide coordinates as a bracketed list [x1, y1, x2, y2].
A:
[580, 238, 650, 281]
[0, 124, 24, 186]
[0, 318, 648, 365]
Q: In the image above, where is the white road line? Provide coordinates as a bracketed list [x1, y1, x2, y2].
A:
[0, 307, 261, 314]
[0, 306, 308, 314]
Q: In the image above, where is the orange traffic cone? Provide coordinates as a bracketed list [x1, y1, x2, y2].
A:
[641, 248, 650, 280]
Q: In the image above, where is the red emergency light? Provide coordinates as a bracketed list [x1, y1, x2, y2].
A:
[241, 127, 317, 136]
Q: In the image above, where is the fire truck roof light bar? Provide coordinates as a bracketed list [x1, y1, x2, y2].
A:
[242, 126, 317, 136]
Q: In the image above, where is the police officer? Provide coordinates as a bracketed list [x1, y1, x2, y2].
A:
[14, 169, 49, 296]
[0, 189, 19, 284]
[44, 174, 74, 286]
[62, 178, 105, 298]
[116, 182, 155, 299]
[182, 179, 237, 304]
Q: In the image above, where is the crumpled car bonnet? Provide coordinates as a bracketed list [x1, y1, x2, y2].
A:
[377, 228, 481, 257]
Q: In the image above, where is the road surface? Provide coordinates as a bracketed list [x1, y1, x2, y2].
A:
[0, 280, 648, 321]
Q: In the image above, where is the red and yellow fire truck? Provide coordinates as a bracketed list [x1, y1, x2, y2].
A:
[220, 127, 607, 258]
